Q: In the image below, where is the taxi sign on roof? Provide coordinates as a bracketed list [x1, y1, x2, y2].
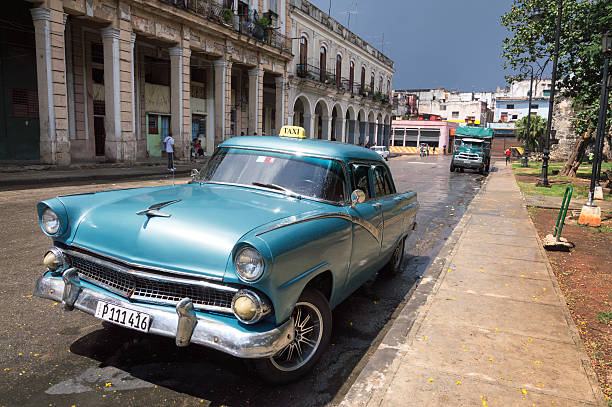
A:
[279, 126, 306, 139]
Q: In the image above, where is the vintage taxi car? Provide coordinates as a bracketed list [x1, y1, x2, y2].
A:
[34, 126, 419, 383]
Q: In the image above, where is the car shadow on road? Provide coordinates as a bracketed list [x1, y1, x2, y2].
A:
[67, 258, 425, 406]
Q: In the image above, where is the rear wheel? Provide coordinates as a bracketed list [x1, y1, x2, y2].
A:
[254, 289, 332, 384]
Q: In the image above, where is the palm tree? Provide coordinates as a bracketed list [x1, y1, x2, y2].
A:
[515, 115, 547, 153]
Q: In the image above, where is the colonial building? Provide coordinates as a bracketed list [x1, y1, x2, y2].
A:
[286, 0, 394, 145]
[1, 0, 293, 164]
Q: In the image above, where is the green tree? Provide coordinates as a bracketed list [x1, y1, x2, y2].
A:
[501, 0, 612, 176]
[515, 114, 547, 152]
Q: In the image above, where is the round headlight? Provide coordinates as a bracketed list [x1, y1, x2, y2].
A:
[234, 247, 264, 282]
[43, 247, 66, 273]
[41, 208, 60, 235]
[231, 290, 271, 324]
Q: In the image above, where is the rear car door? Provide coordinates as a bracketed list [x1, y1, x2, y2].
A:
[346, 163, 383, 288]
[372, 164, 405, 255]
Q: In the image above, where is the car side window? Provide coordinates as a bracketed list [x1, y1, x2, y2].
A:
[373, 166, 393, 197]
[352, 164, 372, 199]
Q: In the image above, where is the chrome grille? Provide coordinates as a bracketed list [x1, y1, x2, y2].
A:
[66, 253, 236, 311]
[457, 152, 480, 160]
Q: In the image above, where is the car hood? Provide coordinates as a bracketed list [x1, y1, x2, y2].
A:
[66, 184, 325, 280]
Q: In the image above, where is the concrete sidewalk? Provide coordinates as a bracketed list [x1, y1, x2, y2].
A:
[341, 163, 606, 406]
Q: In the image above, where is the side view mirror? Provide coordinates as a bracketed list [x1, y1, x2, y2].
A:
[190, 169, 201, 182]
[350, 189, 366, 208]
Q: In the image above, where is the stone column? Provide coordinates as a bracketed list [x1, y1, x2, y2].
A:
[303, 113, 313, 138]
[377, 123, 383, 146]
[102, 27, 121, 161]
[322, 117, 332, 140]
[359, 121, 366, 145]
[248, 67, 263, 135]
[348, 119, 356, 144]
[274, 76, 286, 135]
[368, 122, 375, 145]
[170, 46, 188, 159]
[334, 117, 345, 142]
[31, 6, 70, 165]
[214, 59, 231, 146]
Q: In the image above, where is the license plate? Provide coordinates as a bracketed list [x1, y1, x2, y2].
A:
[94, 301, 151, 333]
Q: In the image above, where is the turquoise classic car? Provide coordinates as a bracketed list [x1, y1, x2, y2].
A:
[34, 132, 419, 383]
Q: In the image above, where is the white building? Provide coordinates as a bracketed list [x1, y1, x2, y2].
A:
[287, 0, 394, 145]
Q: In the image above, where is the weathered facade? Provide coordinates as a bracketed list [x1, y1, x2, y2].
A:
[286, 0, 394, 146]
[2, 0, 293, 164]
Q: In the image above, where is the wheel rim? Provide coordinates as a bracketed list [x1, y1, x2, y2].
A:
[270, 301, 323, 372]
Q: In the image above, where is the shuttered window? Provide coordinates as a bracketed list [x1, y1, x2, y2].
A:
[12, 88, 39, 118]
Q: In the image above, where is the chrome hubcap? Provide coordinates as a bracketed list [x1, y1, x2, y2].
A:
[270, 301, 323, 372]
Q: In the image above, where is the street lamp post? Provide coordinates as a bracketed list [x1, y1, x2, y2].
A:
[521, 65, 535, 167]
[537, 0, 563, 188]
[587, 32, 612, 205]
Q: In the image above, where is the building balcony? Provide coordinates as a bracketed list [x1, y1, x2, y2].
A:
[160, 0, 292, 53]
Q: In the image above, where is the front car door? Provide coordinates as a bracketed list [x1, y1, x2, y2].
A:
[372, 164, 405, 255]
[345, 163, 383, 291]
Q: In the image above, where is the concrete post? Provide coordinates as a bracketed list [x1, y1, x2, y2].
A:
[377, 123, 383, 146]
[31, 6, 70, 165]
[213, 59, 231, 146]
[248, 67, 263, 135]
[274, 76, 286, 135]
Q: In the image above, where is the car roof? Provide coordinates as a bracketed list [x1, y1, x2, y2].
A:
[220, 136, 383, 162]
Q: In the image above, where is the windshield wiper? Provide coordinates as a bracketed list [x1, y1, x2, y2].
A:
[252, 182, 300, 198]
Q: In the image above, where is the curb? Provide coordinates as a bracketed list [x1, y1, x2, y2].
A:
[338, 167, 488, 406]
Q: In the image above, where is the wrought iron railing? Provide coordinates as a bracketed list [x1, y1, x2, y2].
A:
[161, 0, 292, 53]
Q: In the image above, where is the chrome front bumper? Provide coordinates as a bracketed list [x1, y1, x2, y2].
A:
[34, 270, 294, 359]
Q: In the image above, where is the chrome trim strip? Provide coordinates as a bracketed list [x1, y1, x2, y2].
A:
[67, 244, 223, 282]
[61, 267, 80, 311]
[34, 276, 294, 358]
[256, 212, 382, 243]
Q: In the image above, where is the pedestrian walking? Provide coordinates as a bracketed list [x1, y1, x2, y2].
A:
[588, 150, 594, 164]
[505, 148, 511, 166]
[164, 133, 175, 170]
[443, 144, 447, 155]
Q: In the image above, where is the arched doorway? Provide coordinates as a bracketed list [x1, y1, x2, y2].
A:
[314, 100, 330, 140]
[331, 104, 343, 142]
[367, 111, 375, 147]
[376, 113, 383, 145]
[346, 106, 356, 144]
[293, 96, 312, 138]
[358, 109, 366, 145]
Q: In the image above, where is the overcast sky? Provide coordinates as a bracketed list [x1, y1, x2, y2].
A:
[308, 0, 512, 92]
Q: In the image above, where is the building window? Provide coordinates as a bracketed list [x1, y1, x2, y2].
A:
[512, 114, 518, 120]
[336, 54, 342, 86]
[440, 105, 447, 111]
[361, 66, 366, 93]
[451, 111, 459, 118]
[148, 114, 158, 134]
[506, 104, 514, 109]
[349, 61, 355, 92]
[543, 89, 551, 97]
[379, 76, 383, 92]
[370, 72, 375, 92]
[91, 43, 103, 64]
[319, 46, 327, 82]
[530, 104, 539, 109]
[299, 37, 308, 67]
[387, 79, 391, 96]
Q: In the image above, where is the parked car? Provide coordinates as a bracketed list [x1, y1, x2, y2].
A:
[34, 127, 419, 383]
[371, 145, 390, 161]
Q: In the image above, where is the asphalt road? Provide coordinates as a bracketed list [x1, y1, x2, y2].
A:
[0, 155, 485, 407]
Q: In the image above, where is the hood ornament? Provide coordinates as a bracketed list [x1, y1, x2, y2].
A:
[136, 199, 182, 218]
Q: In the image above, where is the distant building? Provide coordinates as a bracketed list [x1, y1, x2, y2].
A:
[391, 119, 458, 154]
[392, 89, 494, 125]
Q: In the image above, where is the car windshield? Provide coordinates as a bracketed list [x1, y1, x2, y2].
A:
[455, 140, 483, 149]
[201, 148, 347, 203]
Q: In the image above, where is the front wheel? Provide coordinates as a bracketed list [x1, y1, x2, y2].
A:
[254, 289, 332, 384]
[450, 163, 455, 172]
[382, 237, 405, 275]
